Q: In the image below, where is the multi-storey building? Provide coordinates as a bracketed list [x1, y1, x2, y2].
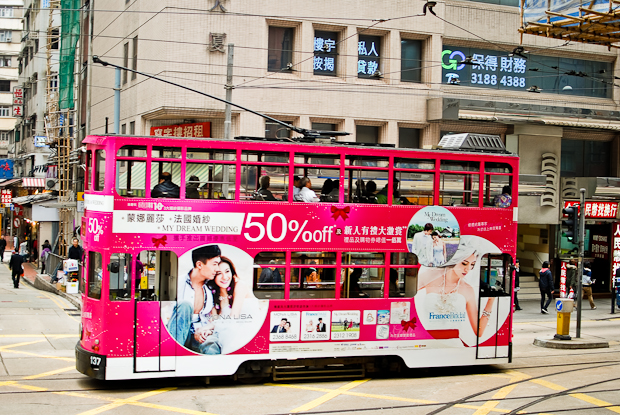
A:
[0, 0, 21, 159]
[86, 0, 620, 296]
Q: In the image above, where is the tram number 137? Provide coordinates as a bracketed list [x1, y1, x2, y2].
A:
[243, 213, 335, 244]
[90, 356, 102, 367]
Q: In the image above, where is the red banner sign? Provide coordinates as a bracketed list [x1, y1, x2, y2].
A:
[613, 223, 620, 275]
[1, 189, 10, 204]
[563, 201, 618, 219]
[150, 122, 211, 138]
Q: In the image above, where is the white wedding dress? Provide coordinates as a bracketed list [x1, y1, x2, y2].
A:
[415, 288, 468, 331]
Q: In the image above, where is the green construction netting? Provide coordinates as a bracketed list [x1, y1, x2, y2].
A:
[59, 0, 80, 109]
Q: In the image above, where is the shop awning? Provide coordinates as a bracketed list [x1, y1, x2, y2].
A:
[12, 193, 56, 205]
[0, 178, 21, 187]
[22, 178, 46, 188]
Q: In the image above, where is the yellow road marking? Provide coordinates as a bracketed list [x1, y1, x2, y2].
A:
[0, 334, 75, 338]
[0, 348, 75, 362]
[11, 383, 48, 392]
[530, 377, 620, 413]
[130, 401, 218, 415]
[0, 339, 46, 350]
[289, 379, 370, 413]
[23, 365, 75, 379]
[76, 387, 176, 415]
[20, 284, 79, 322]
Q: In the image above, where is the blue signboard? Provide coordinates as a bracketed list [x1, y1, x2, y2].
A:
[0, 159, 13, 179]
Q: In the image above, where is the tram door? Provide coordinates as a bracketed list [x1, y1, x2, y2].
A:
[134, 250, 178, 373]
[476, 254, 512, 359]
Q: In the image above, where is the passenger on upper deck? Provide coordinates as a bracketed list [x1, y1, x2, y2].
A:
[376, 179, 400, 205]
[152, 172, 180, 198]
[365, 180, 378, 203]
[324, 179, 339, 202]
[493, 186, 512, 208]
[294, 177, 319, 202]
[256, 176, 278, 201]
[293, 176, 301, 198]
[186, 175, 200, 199]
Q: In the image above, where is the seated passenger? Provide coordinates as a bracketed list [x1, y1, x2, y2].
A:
[493, 185, 512, 207]
[186, 175, 200, 199]
[325, 179, 339, 202]
[320, 179, 334, 201]
[256, 176, 278, 201]
[354, 179, 366, 202]
[365, 180, 378, 203]
[294, 177, 319, 202]
[304, 262, 321, 288]
[152, 172, 180, 198]
[376, 179, 401, 205]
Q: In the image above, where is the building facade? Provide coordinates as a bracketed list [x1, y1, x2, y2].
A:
[86, 0, 620, 294]
[0, 0, 21, 159]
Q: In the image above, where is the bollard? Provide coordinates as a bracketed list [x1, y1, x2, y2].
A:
[554, 298, 574, 340]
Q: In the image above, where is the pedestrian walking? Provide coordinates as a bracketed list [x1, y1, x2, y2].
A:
[582, 262, 596, 310]
[9, 249, 24, 289]
[566, 259, 578, 298]
[514, 259, 522, 311]
[539, 261, 554, 314]
[0, 236, 6, 263]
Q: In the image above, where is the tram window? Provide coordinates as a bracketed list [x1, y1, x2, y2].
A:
[294, 153, 340, 166]
[342, 252, 385, 265]
[253, 251, 285, 299]
[117, 145, 147, 157]
[396, 172, 434, 205]
[341, 267, 384, 298]
[391, 253, 419, 297]
[109, 253, 132, 301]
[439, 173, 479, 206]
[479, 254, 512, 297]
[394, 158, 435, 170]
[290, 252, 336, 299]
[241, 151, 289, 163]
[242, 165, 288, 201]
[344, 169, 388, 203]
[186, 162, 236, 200]
[87, 251, 103, 300]
[485, 162, 512, 173]
[94, 150, 106, 191]
[150, 161, 181, 198]
[116, 160, 146, 197]
[85, 150, 91, 191]
[345, 156, 389, 168]
[388, 267, 418, 297]
[484, 175, 512, 207]
[292, 168, 340, 202]
[152, 146, 181, 158]
[137, 250, 178, 302]
[187, 148, 236, 161]
[440, 160, 480, 172]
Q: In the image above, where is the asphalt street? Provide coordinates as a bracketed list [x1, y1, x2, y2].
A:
[1, 262, 619, 415]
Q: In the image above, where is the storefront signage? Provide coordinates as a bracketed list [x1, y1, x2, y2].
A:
[34, 136, 49, 148]
[314, 31, 337, 76]
[591, 233, 609, 260]
[1, 189, 11, 204]
[358, 35, 381, 78]
[150, 122, 211, 138]
[12, 87, 23, 105]
[0, 159, 13, 179]
[560, 261, 567, 298]
[613, 223, 620, 275]
[563, 201, 619, 219]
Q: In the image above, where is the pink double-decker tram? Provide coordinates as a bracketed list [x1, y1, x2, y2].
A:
[76, 134, 518, 380]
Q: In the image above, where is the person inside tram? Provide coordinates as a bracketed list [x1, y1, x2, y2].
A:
[320, 179, 334, 201]
[493, 185, 512, 208]
[255, 175, 278, 201]
[186, 175, 201, 199]
[364, 180, 378, 203]
[389, 269, 401, 297]
[152, 172, 180, 198]
[303, 261, 321, 288]
[354, 179, 366, 202]
[345, 268, 369, 298]
[294, 177, 319, 202]
[376, 179, 401, 205]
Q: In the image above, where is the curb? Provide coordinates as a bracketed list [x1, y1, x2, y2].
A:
[22, 273, 82, 311]
[533, 337, 609, 349]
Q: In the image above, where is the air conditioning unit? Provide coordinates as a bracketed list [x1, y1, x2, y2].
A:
[45, 178, 59, 191]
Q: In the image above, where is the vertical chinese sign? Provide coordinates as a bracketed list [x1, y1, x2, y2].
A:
[613, 223, 620, 277]
[150, 122, 211, 138]
[358, 35, 381, 78]
[12, 87, 23, 118]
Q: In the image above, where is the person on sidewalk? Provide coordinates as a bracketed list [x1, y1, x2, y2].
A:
[68, 237, 84, 262]
[582, 262, 597, 310]
[514, 259, 522, 311]
[19, 239, 28, 262]
[0, 236, 6, 263]
[9, 249, 24, 288]
[539, 261, 554, 314]
[566, 259, 578, 299]
[12, 234, 17, 251]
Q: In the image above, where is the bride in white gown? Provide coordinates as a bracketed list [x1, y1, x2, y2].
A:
[416, 242, 495, 337]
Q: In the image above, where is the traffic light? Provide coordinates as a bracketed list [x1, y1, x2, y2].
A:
[562, 205, 580, 244]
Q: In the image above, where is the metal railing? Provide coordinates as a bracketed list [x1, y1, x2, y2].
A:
[43, 252, 64, 277]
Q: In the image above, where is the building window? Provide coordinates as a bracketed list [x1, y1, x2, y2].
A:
[0, 106, 10, 117]
[358, 35, 381, 78]
[0, 131, 9, 141]
[399, 128, 420, 148]
[0, 7, 13, 17]
[311, 122, 337, 134]
[121, 123, 126, 134]
[313, 30, 338, 76]
[561, 139, 611, 177]
[50, 28, 59, 50]
[0, 30, 12, 43]
[122, 42, 128, 84]
[129, 121, 135, 134]
[356, 125, 379, 144]
[268, 26, 294, 72]
[401, 39, 422, 83]
[131, 36, 138, 79]
[265, 120, 291, 139]
[0, 80, 9, 92]
[49, 74, 58, 91]
[0, 56, 11, 67]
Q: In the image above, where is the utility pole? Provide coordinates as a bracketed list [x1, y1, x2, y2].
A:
[114, 68, 121, 134]
[224, 43, 234, 140]
[576, 188, 586, 338]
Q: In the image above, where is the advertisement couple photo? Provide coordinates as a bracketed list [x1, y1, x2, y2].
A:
[164, 244, 265, 355]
